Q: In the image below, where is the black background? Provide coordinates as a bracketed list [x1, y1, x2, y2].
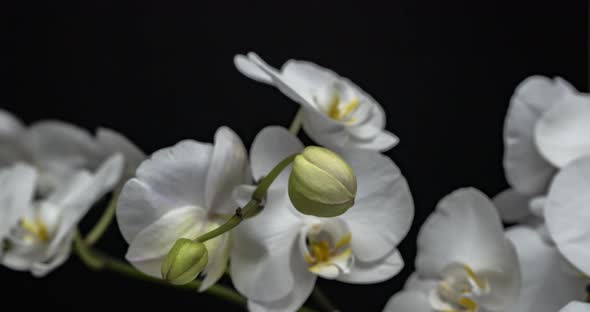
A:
[2, 1, 588, 311]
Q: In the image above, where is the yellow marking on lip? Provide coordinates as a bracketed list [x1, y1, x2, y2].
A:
[334, 232, 352, 250]
[326, 95, 359, 122]
[463, 264, 486, 290]
[20, 218, 50, 242]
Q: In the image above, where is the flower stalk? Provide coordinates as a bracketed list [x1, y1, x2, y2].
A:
[195, 153, 298, 244]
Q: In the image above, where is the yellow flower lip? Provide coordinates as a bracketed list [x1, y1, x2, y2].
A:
[301, 221, 354, 279]
[20, 218, 50, 243]
[432, 263, 490, 312]
[326, 94, 360, 125]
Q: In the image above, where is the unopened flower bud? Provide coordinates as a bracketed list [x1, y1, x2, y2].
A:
[288, 146, 357, 217]
[161, 238, 208, 285]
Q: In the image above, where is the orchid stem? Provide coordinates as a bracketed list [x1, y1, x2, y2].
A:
[289, 108, 303, 135]
[85, 189, 121, 246]
[312, 286, 339, 312]
[73, 229, 247, 307]
[195, 153, 298, 243]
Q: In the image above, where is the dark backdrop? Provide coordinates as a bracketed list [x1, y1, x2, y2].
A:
[2, 1, 587, 311]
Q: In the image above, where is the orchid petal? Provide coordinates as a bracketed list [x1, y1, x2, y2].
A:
[339, 149, 413, 262]
[204, 127, 250, 215]
[545, 155, 590, 276]
[503, 76, 573, 195]
[116, 140, 212, 243]
[505, 226, 587, 312]
[535, 92, 590, 168]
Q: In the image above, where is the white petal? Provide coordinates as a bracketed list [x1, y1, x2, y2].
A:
[505, 226, 587, 312]
[301, 109, 349, 147]
[96, 128, 145, 179]
[244, 53, 319, 112]
[234, 54, 273, 84]
[232, 184, 256, 208]
[503, 76, 573, 195]
[280, 59, 339, 93]
[493, 188, 533, 222]
[561, 302, 590, 312]
[247, 236, 317, 312]
[339, 149, 413, 262]
[545, 156, 590, 276]
[199, 231, 231, 292]
[303, 108, 398, 152]
[230, 187, 303, 302]
[47, 154, 124, 256]
[250, 126, 303, 185]
[24, 120, 100, 169]
[126, 206, 206, 277]
[31, 232, 73, 277]
[347, 130, 399, 151]
[535, 92, 590, 167]
[0, 164, 37, 243]
[416, 188, 520, 304]
[0, 109, 23, 137]
[337, 249, 404, 284]
[204, 127, 250, 215]
[116, 140, 212, 243]
[383, 291, 433, 312]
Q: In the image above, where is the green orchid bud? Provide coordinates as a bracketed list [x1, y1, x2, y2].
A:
[161, 238, 208, 285]
[288, 146, 357, 217]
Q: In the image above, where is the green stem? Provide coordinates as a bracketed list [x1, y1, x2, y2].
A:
[311, 286, 339, 312]
[73, 229, 247, 307]
[74, 231, 104, 269]
[85, 189, 121, 246]
[252, 153, 297, 202]
[195, 199, 259, 243]
[289, 108, 303, 135]
[195, 153, 297, 243]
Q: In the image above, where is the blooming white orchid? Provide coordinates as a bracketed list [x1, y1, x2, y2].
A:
[384, 188, 520, 312]
[544, 155, 590, 277]
[505, 226, 588, 312]
[230, 126, 413, 312]
[503, 76, 576, 196]
[561, 302, 590, 312]
[116, 127, 250, 291]
[234, 52, 398, 151]
[0, 110, 144, 194]
[499, 76, 590, 222]
[0, 155, 123, 276]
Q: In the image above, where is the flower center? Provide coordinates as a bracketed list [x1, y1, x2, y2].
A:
[20, 218, 50, 243]
[299, 219, 354, 279]
[9, 202, 61, 246]
[429, 263, 490, 312]
[326, 94, 360, 124]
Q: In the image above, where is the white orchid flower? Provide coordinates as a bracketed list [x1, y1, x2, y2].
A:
[384, 188, 520, 312]
[230, 126, 413, 312]
[503, 76, 590, 197]
[0, 111, 144, 193]
[505, 226, 588, 312]
[561, 302, 590, 312]
[545, 155, 590, 277]
[234, 53, 398, 152]
[116, 127, 250, 291]
[0, 155, 123, 276]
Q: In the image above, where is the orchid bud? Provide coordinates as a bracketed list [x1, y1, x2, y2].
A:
[161, 238, 208, 285]
[288, 146, 357, 217]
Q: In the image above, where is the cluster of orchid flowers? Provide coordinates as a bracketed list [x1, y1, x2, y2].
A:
[0, 52, 589, 312]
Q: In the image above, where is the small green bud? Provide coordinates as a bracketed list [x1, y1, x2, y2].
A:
[288, 146, 357, 217]
[161, 238, 208, 285]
